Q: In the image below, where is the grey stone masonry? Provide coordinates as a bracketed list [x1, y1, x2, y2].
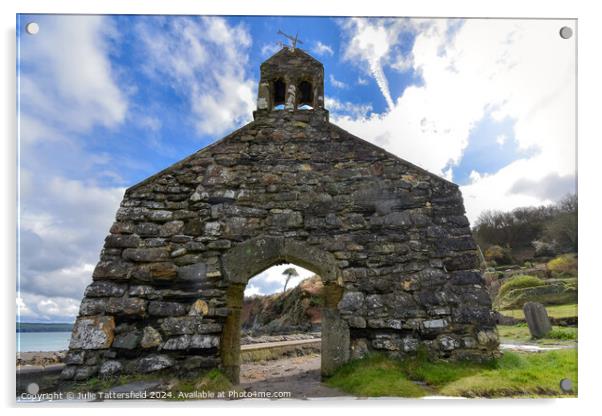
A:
[62, 46, 498, 383]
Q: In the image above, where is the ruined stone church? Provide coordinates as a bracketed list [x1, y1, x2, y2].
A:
[62, 47, 498, 383]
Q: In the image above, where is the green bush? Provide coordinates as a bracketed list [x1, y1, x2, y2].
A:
[498, 275, 545, 298]
[547, 328, 577, 340]
[547, 254, 577, 276]
[484, 245, 513, 266]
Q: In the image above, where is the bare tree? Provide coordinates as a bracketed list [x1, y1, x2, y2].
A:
[282, 267, 299, 292]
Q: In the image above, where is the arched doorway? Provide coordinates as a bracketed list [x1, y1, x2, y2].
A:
[220, 237, 349, 384]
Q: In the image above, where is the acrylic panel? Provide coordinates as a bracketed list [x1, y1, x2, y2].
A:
[16, 14, 577, 402]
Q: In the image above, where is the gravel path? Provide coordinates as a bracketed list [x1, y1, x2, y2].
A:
[239, 353, 348, 399]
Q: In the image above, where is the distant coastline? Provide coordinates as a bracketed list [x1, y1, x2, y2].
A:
[17, 322, 73, 333]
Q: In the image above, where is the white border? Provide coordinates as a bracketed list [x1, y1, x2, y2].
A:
[2, 0, 600, 414]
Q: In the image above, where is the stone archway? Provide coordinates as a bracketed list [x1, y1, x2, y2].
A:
[60, 46, 499, 385]
[220, 236, 348, 383]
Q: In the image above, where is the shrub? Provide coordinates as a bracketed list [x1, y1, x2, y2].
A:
[484, 245, 513, 265]
[547, 254, 577, 276]
[498, 275, 545, 298]
[532, 240, 558, 257]
[547, 328, 577, 341]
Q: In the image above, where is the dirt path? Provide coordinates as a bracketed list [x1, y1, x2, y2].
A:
[239, 353, 349, 399]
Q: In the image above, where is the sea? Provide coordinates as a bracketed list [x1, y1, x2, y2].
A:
[17, 332, 71, 352]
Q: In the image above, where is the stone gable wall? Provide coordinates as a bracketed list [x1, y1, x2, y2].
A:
[61, 110, 498, 382]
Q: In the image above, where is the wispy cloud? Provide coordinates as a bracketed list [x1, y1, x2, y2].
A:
[261, 42, 281, 57]
[312, 40, 334, 56]
[325, 97, 372, 119]
[339, 18, 413, 110]
[357, 77, 369, 86]
[329, 74, 348, 89]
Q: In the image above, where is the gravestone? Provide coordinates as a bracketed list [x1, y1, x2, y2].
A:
[523, 302, 552, 338]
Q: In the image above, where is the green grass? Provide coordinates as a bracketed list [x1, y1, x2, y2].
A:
[326, 350, 577, 398]
[498, 275, 545, 298]
[68, 372, 162, 393]
[439, 350, 577, 397]
[325, 353, 429, 397]
[498, 324, 577, 345]
[547, 328, 577, 340]
[500, 303, 577, 320]
[170, 369, 237, 400]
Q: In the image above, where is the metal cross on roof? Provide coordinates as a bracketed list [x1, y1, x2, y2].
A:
[277, 30, 303, 50]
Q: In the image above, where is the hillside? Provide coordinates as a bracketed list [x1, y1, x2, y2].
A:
[242, 275, 324, 335]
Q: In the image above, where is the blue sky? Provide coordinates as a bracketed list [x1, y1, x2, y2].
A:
[17, 15, 576, 322]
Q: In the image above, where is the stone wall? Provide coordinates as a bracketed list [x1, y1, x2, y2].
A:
[61, 108, 498, 383]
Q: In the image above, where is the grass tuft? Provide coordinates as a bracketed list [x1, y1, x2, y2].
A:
[325, 353, 428, 397]
[498, 275, 545, 298]
[326, 349, 577, 398]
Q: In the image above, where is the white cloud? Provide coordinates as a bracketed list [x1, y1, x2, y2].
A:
[19, 176, 125, 300]
[357, 77, 369, 86]
[312, 41, 334, 56]
[336, 19, 576, 223]
[19, 15, 127, 132]
[496, 134, 507, 146]
[18, 292, 81, 322]
[340, 18, 412, 109]
[136, 16, 256, 136]
[329, 74, 348, 89]
[18, 15, 130, 322]
[261, 42, 281, 57]
[244, 264, 315, 297]
[325, 97, 373, 119]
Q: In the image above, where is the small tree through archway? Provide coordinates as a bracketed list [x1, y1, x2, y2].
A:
[238, 263, 329, 396]
[242, 263, 320, 336]
[282, 267, 299, 292]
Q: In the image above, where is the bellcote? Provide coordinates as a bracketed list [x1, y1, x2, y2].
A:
[254, 47, 326, 118]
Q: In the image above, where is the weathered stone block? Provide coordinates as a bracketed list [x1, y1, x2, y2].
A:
[99, 360, 122, 377]
[106, 298, 147, 316]
[162, 335, 191, 350]
[148, 301, 186, 317]
[84, 281, 127, 298]
[190, 334, 220, 349]
[177, 263, 207, 281]
[523, 302, 552, 339]
[74, 366, 98, 381]
[113, 331, 142, 350]
[146, 210, 173, 222]
[134, 222, 161, 237]
[438, 335, 461, 351]
[188, 299, 209, 316]
[64, 351, 85, 365]
[140, 326, 163, 349]
[337, 291, 364, 313]
[105, 234, 141, 248]
[135, 354, 174, 373]
[132, 262, 178, 281]
[92, 260, 131, 281]
[123, 247, 170, 262]
[69, 316, 115, 350]
[160, 220, 184, 237]
[79, 298, 107, 316]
